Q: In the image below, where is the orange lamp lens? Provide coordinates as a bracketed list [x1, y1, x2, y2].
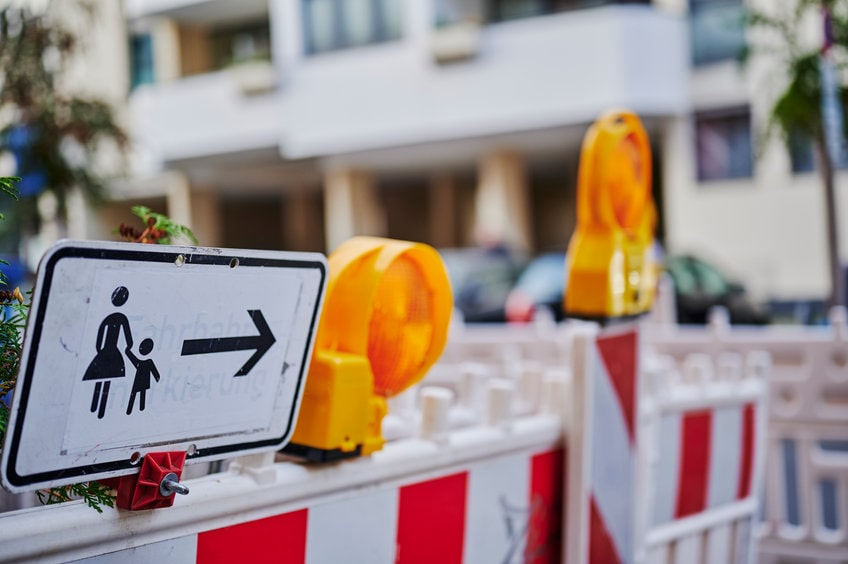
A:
[315, 237, 452, 399]
[368, 255, 435, 397]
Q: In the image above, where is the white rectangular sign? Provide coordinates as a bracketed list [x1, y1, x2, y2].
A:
[1, 240, 326, 492]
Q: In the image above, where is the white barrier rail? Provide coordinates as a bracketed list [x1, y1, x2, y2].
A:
[647, 307, 848, 564]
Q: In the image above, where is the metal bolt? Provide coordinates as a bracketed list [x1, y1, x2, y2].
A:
[159, 472, 190, 497]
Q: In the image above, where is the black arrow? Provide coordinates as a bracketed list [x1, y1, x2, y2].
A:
[180, 310, 276, 377]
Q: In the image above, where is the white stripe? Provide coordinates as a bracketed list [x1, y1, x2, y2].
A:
[306, 488, 398, 564]
[652, 412, 681, 526]
[70, 536, 198, 563]
[732, 516, 752, 564]
[591, 343, 635, 563]
[707, 406, 742, 508]
[705, 523, 732, 564]
[463, 453, 530, 564]
[672, 534, 701, 564]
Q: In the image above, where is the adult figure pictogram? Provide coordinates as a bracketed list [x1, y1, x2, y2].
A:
[83, 286, 133, 419]
[125, 338, 160, 415]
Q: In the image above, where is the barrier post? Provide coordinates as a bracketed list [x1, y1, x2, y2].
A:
[567, 324, 641, 564]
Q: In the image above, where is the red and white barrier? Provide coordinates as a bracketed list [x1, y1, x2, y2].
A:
[647, 306, 848, 563]
[0, 319, 770, 564]
[72, 447, 562, 564]
[0, 417, 563, 563]
[650, 403, 756, 525]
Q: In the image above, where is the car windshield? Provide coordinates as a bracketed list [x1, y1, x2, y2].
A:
[690, 257, 729, 295]
[440, 248, 525, 317]
[666, 255, 731, 297]
[515, 253, 566, 302]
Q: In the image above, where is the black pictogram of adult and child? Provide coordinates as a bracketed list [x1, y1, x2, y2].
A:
[83, 286, 160, 419]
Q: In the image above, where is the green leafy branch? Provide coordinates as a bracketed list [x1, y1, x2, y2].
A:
[0, 288, 26, 437]
[36, 481, 114, 514]
[0, 176, 20, 223]
[117, 205, 198, 245]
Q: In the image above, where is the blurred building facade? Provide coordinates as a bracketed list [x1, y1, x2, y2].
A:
[60, 0, 848, 301]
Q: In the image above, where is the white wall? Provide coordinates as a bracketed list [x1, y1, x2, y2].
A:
[129, 69, 282, 164]
[129, 5, 687, 167]
[277, 5, 688, 158]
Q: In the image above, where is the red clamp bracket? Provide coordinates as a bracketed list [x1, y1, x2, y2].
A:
[111, 451, 189, 510]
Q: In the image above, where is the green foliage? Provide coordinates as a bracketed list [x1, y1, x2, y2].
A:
[747, 0, 848, 147]
[0, 2, 128, 217]
[0, 177, 20, 223]
[0, 177, 20, 201]
[117, 205, 199, 245]
[36, 481, 114, 513]
[0, 178, 24, 436]
[0, 291, 26, 437]
[0, 176, 117, 513]
[747, 0, 848, 307]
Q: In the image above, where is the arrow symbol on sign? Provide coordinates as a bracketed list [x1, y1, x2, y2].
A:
[180, 310, 276, 377]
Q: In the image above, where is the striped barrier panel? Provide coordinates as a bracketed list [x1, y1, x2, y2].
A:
[640, 347, 769, 564]
[646, 306, 848, 562]
[71, 447, 563, 564]
[567, 325, 639, 564]
[0, 388, 564, 563]
[651, 403, 757, 526]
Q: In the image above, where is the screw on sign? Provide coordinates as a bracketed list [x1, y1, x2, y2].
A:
[0, 240, 326, 493]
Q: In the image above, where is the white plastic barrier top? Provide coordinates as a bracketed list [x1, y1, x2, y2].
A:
[647, 307, 848, 563]
[0, 321, 768, 564]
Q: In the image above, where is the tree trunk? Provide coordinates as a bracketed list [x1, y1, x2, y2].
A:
[815, 134, 845, 307]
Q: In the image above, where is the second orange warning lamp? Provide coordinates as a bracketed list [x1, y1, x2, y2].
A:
[565, 109, 658, 320]
[284, 110, 658, 461]
[282, 237, 453, 461]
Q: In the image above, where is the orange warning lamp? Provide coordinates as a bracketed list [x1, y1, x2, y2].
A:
[565, 109, 658, 320]
[284, 237, 453, 461]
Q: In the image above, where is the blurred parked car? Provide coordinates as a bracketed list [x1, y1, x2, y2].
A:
[503, 251, 768, 325]
[665, 255, 770, 325]
[440, 247, 527, 323]
[505, 252, 567, 323]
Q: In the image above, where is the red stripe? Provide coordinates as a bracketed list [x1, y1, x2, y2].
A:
[596, 330, 638, 444]
[588, 495, 622, 564]
[396, 472, 467, 564]
[196, 509, 307, 564]
[525, 448, 564, 564]
[737, 403, 756, 499]
[675, 410, 712, 518]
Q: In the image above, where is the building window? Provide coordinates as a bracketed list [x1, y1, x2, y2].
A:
[302, 0, 403, 55]
[690, 0, 746, 66]
[789, 129, 815, 174]
[211, 20, 272, 68]
[788, 129, 848, 174]
[488, 0, 551, 21]
[129, 33, 154, 89]
[486, 0, 649, 23]
[695, 107, 753, 182]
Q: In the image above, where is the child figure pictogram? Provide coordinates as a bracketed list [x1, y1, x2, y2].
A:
[125, 338, 160, 415]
